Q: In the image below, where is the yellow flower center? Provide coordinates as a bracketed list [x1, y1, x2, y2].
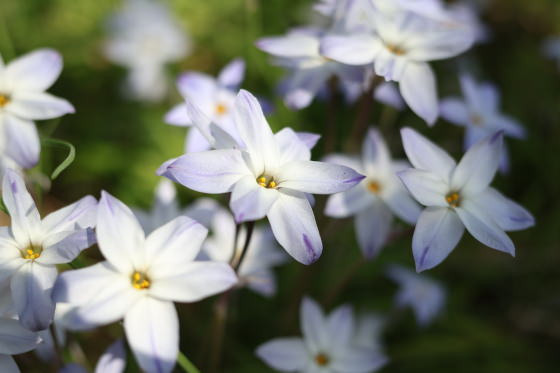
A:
[256, 175, 277, 189]
[0, 94, 10, 108]
[445, 192, 461, 208]
[315, 353, 330, 366]
[131, 271, 151, 290]
[385, 43, 406, 56]
[367, 180, 382, 194]
[215, 103, 228, 116]
[22, 244, 42, 260]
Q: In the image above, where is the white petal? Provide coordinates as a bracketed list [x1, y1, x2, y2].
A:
[41, 195, 97, 234]
[164, 103, 190, 127]
[11, 262, 57, 331]
[451, 131, 503, 195]
[257, 35, 319, 58]
[39, 228, 96, 265]
[374, 81, 404, 109]
[277, 160, 365, 194]
[493, 114, 526, 139]
[144, 216, 207, 269]
[439, 98, 470, 125]
[2, 169, 41, 246]
[94, 339, 126, 373]
[400, 127, 456, 180]
[399, 62, 438, 125]
[256, 338, 309, 372]
[275, 128, 311, 164]
[0, 318, 40, 354]
[330, 347, 388, 373]
[320, 35, 380, 65]
[124, 298, 178, 373]
[7, 92, 74, 120]
[160, 149, 250, 194]
[217, 58, 245, 89]
[456, 200, 515, 255]
[3, 115, 40, 169]
[282, 67, 329, 110]
[267, 190, 322, 264]
[324, 185, 373, 218]
[362, 127, 391, 176]
[0, 355, 20, 373]
[406, 29, 474, 61]
[355, 201, 393, 259]
[149, 262, 237, 303]
[176, 72, 216, 101]
[413, 207, 465, 272]
[60, 364, 88, 373]
[97, 192, 145, 273]
[300, 297, 327, 353]
[4, 49, 62, 91]
[472, 188, 534, 231]
[397, 169, 448, 207]
[230, 175, 279, 222]
[326, 305, 354, 350]
[384, 188, 422, 224]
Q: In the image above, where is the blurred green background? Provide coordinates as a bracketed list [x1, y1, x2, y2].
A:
[2, 0, 560, 372]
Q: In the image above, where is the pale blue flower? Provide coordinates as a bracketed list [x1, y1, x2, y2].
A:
[0, 318, 41, 373]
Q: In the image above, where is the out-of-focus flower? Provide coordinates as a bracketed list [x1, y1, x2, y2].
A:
[94, 339, 126, 373]
[374, 81, 405, 110]
[133, 179, 184, 232]
[0, 170, 96, 331]
[353, 312, 386, 350]
[256, 297, 387, 373]
[398, 128, 535, 272]
[543, 36, 560, 69]
[104, 0, 190, 102]
[325, 128, 420, 259]
[0, 318, 41, 373]
[59, 364, 87, 373]
[165, 59, 246, 152]
[159, 90, 364, 264]
[53, 192, 236, 373]
[188, 198, 287, 297]
[387, 264, 445, 326]
[440, 74, 525, 172]
[321, 2, 475, 124]
[0, 49, 74, 169]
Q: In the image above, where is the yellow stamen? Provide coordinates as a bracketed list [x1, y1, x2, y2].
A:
[256, 175, 277, 189]
[445, 192, 461, 207]
[131, 271, 151, 290]
[367, 180, 382, 194]
[22, 244, 42, 260]
[0, 94, 10, 108]
[385, 44, 406, 56]
[215, 103, 227, 116]
[315, 353, 330, 366]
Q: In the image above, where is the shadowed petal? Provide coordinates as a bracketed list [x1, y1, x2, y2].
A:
[400, 62, 438, 125]
[355, 201, 393, 259]
[300, 297, 327, 353]
[41, 195, 97, 234]
[230, 175, 279, 223]
[397, 169, 448, 207]
[256, 338, 308, 372]
[39, 228, 96, 265]
[320, 34, 380, 65]
[472, 188, 534, 231]
[0, 318, 41, 354]
[3, 115, 40, 169]
[94, 339, 126, 373]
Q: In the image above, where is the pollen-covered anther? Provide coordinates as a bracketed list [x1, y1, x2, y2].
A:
[385, 43, 406, 56]
[22, 244, 42, 260]
[215, 103, 227, 116]
[257, 175, 277, 189]
[0, 94, 10, 108]
[131, 271, 151, 290]
[367, 180, 382, 194]
[445, 192, 461, 207]
[315, 353, 330, 366]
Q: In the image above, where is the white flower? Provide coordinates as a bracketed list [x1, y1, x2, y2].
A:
[133, 179, 184, 233]
[398, 128, 535, 271]
[353, 313, 386, 351]
[188, 198, 287, 297]
[0, 49, 74, 168]
[0, 169, 96, 331]
[104, 0, 191, 102]
[0, 317, 41, 373]
[440, 74, 526, 172]
[325, 127, 421, 259]
[165, 59, 247, 152]
[387, 264, 445, 326]
[159, 90, 365, 264]
[321, 2, 475, 124]
[53, 191, 237, 373]
[256, 297, 387, 373]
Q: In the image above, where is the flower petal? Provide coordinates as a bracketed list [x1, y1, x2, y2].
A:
[439, 97, 470, 125]
[257, 35, 319, 58]
[149, 262, 237, 303]
[329, 347, 388, 373]
[164, 103, 190, 127]
[320, 34, 380, 65]
[256, 338, 309, 371]
[471, 188, 534, 231]
[406, 29, 474, 61]
[4, 49, 62, 91]
[399, 62, 438, 125]
[0, 318, 40, 354]
[41, 195, 97, 234]
[451, 131, 503, 195]
[3, 115, 40, 169]
[355, 201, 393, 259]
[11, 262, 57, 331]
[97, 191, 145, 273]
[94, 339, 126, 373]
[384, 188, 422, 224]
[397, 169, 448, 207]
[217, 58, 245, 90]
[160, 149, 250, 194]
[230, 175, 279, 223]
[300, 297, 327, 353]
[324, 184, 373, 218]
[39, 228, 96, 265]
[400, 127, 456, 180]
[124, 297, 178, 373]
[274, 128, 311, 164]
[0, 355, 20, 373]
[277, 160, 365, 194]
[413, 207, 465, 272]
[326, 305, 354, 350]
[176, 72, 216, 101]
[267, 190, 322, 264]
[8, 92, 74, 120]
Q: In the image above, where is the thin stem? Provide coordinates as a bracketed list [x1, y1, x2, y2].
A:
[208, 291, 230, 373]
[345, 76, 382, 152]
[232, 221, 255, 273]
[177, 351, 201, 373]
[49, 324, 63, 372]
[228, 223, 241, 264]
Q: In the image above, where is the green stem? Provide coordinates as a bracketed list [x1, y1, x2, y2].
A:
[232, 221, 255, 273]
[177, 351, 201, 373]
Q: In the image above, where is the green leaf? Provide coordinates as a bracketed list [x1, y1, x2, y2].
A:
[41, 138, 76, 180]
[0, 199, 8, 216]
[177, 352, 201, 373]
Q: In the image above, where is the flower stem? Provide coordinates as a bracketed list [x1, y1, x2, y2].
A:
[208, 291, 231, 373]
[345, 75, 382, 152]
[232, 221, 255, 273]
[177, 351, 201, 373]
[49, 324, 63, 372]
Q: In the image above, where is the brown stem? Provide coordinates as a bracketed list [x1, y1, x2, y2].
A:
[345, 76, 382, 152]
